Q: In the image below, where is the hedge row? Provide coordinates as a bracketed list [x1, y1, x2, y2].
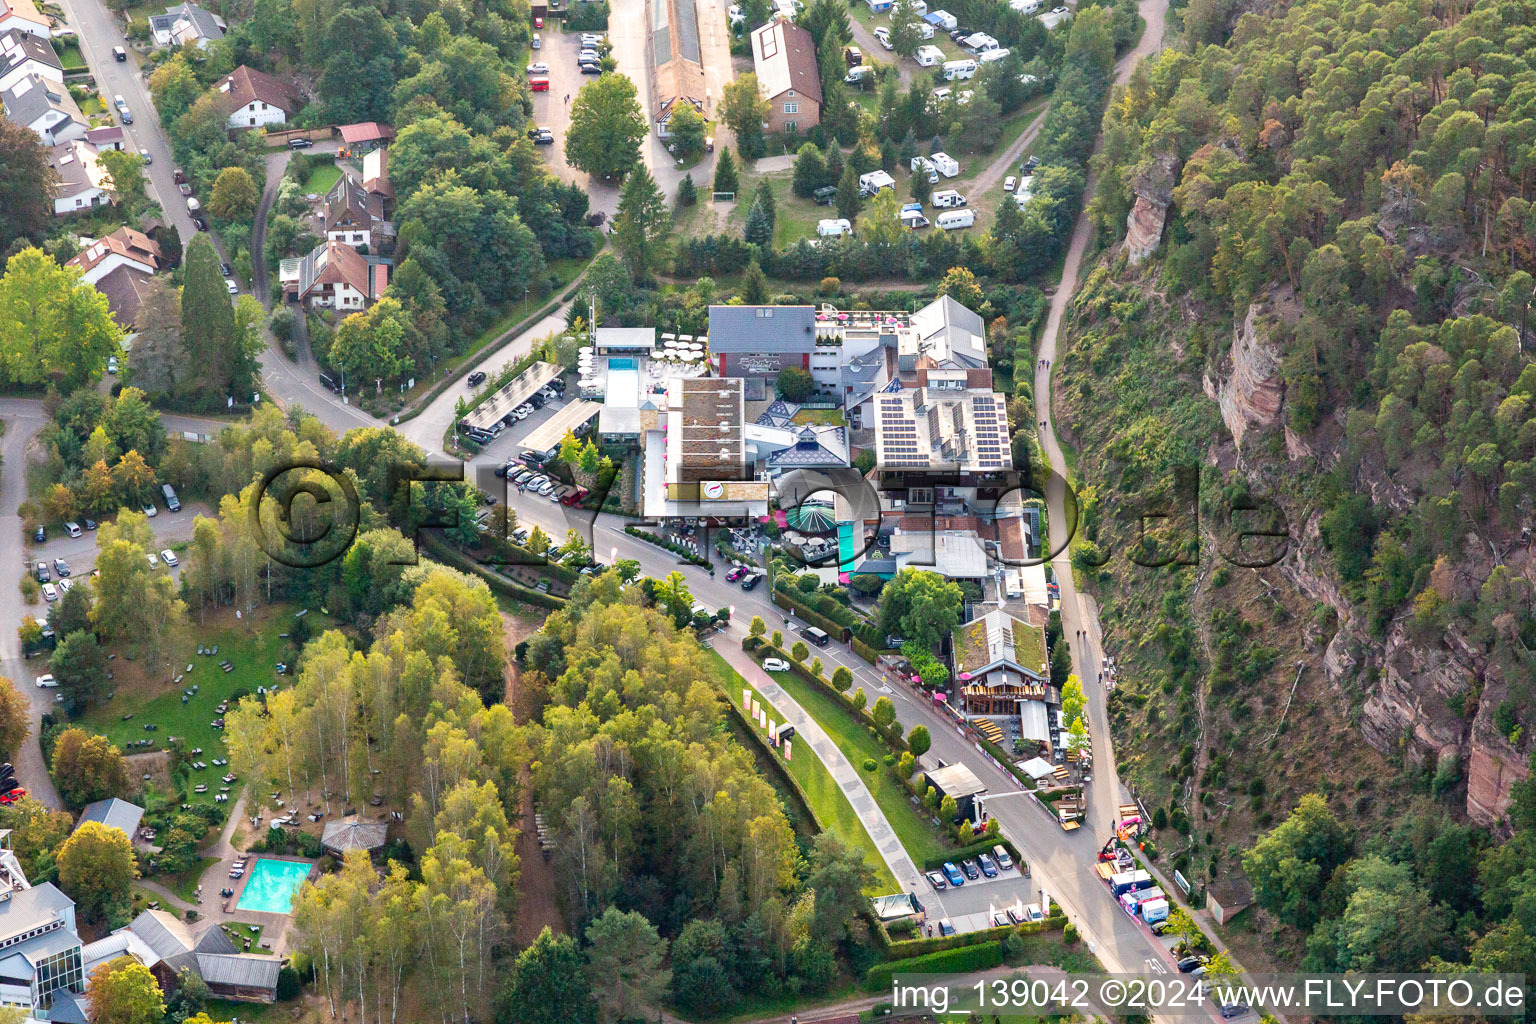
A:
[745, 638, 908, 753]
[863, 940, 1004, 991]
[422, 535, 568, 609]
[922, 835, 1024, 872]
[624, 526, 714, 571]
[400, 299, 562, 425]
[876, 913, 1069, 964]
[770, 589, 851, 643]
[851, 635, 896, 666]
[976, 733, 1038, 791]
[718, 685, 823, 836]
[772, 575, 863, 628]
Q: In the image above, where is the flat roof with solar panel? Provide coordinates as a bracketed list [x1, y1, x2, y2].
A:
[873, 386, 1011, 473]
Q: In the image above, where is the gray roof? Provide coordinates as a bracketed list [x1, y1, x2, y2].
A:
[707, 305, 816, 353]
[50, 990, 90, 1024]
[842, 349, 886, 386]
[0, 28, 60, 78]
[9, 923, 82, 965]
[765, 425, 848, 468]
[150, 2, 224, 39]
[128, 909, 196, 964]
[0, 883, 74, 944]
[78, 797, 145, 838]
[197, 952, 282, 991]
[2, 72, 81, 129]
[754, 398, 797, 427]
[911, 294, 986, 367]
[321, 818, 388, 852]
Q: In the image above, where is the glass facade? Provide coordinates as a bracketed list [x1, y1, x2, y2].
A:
[33, 944, 83, 1006]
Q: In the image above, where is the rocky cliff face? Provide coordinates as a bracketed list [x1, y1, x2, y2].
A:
[1358, 620, 1471, 762]
[1206, 290, 1298, 449]
[1124, 153, 1180, 264]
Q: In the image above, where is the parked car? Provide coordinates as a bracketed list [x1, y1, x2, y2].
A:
[139, 147, 151, 164]
[288, 136, 313, 148]
[113, 45, 126, 60]
[107, 356, 118, 374]
[64, 521, 81, 538]
[578, 48, 599, 61]
[160, 550, 178, 567]
[52, 558, 69, 577]
[740, 573, 762, 591]
[146, 552, 159, 567]
[978, 853, 998, 878]
[531, 32, 540, 48]
[533, 15, 543, 26]
[1149, 920, 1171, 935]
[874, 26, 892, 48]
[226, 279, 238, 295]
[41, 583, 57, 602]
[467, 370, 487, 387]
[761, 658, 790, 671]
[35, 674, 57, 688]
[33, 526, 44, 543]
[993, 844, 1013, 871]
[511, 405, 530, 421]
[1003, 175, 1017, 192]
[843, 44, 862, 66]
[725, 566, 748, 582]
[1220, 1006, 1250, 1019]
[33, 562, 47, 583]
[526, 62, 549, 74]
[924, 870, 947, 890]
[58, 578, 73, 594]
[941, 862, 964, 886]
[1021, 155, 1040, 173]
[580, 32, 604, 45]
[219, 261, 232, 276]
[142, 501, 157, 517]
[530, 76, 549, 91]
[960, 858, 980, 879]
[1177, 956, 1205, 973]
[532, 128, 555, 144]
[1006, 905, 1026, 924]
[937, 919, 956, 936]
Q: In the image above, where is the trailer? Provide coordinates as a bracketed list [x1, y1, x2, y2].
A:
[936, 209, 974, 230]
[1110, 869, 1153, 897]
[915, 43, 945, 66]
[930, 151, 959, 176]
[1140, 898, 1170, 924]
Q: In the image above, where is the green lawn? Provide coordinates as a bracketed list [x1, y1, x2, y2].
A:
[221, 921, 271, 953]
[303, 163, 342, 196]
[762, 664, 951, 866]
[163, 857, 216, 902]
[704, 651, 899, 893]
[55, 41, 85, 69]
[790, 408, 845, 426]
[79, 608, 328, 814]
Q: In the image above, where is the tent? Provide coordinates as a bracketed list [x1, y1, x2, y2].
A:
[786, 502, 835, 533]
[1019, 756, 1055, 782]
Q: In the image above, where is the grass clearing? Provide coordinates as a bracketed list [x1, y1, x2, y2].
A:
[703, 650, 898, 893]
[79, 605, 330, 815]
[762, 666, 949, 866]
[162, 856, 217, 902]
[221, 921, 270, 952]
[790, 408, 845, 426]
[302, 163, 342, 196]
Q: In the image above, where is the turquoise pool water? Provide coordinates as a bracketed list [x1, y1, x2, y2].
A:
[236, 858, 313, 913]
[609, 357, 638, 370]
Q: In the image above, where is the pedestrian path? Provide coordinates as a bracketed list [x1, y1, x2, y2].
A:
[715, 633, 926, 896]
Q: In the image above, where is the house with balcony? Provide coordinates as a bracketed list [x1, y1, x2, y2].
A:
[950, 608, 1056, 748]
[280, 238, 389, 310]
[0, 831, 84, 1016]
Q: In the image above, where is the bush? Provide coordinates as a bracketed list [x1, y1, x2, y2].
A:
[862, 758, 877, 772]
[864, 941, 1004, 991]
[276, 965, 302, 1001]
[1063, 922, 1078, 944]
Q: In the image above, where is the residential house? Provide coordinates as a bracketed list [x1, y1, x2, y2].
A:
[212, 64, 299, 128]
[83, 910, 281, 1003]
[45, 138, 112, 215]
[148, 2, 225, 49]
[650, 0, 706, 137]
[0, 0, 48, 38]
[3, 71, 85, 145]
[361, 145, 392, 217]
[71, 797, 146, 841]
[94, 265, 158, 328]
[280, 238, 389, 310]
[323, 172, 386, 250]
[0, 831, 84, 1015]
[0, 27, 60, 93]
[65, 226, 163, 286]
[83, 124, 124, 150]
[751, 18, 820, 134]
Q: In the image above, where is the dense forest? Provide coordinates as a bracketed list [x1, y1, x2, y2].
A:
[1059, 0, 1536, 973]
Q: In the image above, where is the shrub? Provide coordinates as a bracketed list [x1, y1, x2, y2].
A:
[864, 941, 1004, 991]
[1063, 923, 1078, 944]
[862, 758, 878, 772]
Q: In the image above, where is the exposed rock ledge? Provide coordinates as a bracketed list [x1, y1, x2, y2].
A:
[1211, 290, 1299, 449]
[1124, 153, 1180, 264]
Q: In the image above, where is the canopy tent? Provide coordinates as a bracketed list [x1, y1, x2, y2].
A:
[1019, 756, 1056, 782]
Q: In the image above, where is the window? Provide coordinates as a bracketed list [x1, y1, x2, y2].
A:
[787, 89, 795, 97]
[353, 233, 363, 242]
[784, 102, 799, 114]
[784, 121, 797, 132]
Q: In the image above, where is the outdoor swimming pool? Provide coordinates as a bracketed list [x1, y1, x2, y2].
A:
[235, 858, 313, 913]
[609, 357, 638, 370]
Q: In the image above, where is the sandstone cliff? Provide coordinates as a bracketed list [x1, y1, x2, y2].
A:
[1124, 153, 1180, 264]
[1206, 289, 1298, 449]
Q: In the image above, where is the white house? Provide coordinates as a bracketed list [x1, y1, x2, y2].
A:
[0, 27, 61, 93]
[2, 72, 85, 145]
[281, 238, 389, 310]
[0, 831, 85, 1016]
[148, 2, 224, 49]
[65, 227, 163, 286]
[324, 172, 386, 249]
[213, 64, 299, 128]
[45, 138, 112, 215]
[0, 0, 48, 38]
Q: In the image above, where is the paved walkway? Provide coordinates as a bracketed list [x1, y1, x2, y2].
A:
[714, 640, 927, 896]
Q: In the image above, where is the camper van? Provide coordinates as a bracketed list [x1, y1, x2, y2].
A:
[927, 8, 957, 29]
[930, 152, 960, 177]
[942, 59, 976, 81]
[858, 170, 896, 196]
[186, 196, 201, 214]
[979, 46, 1010, 63]
[161, 483, 180, 512]
[932, 189, 967, 208]
[899, 208, 930, 230]
[937, 209, 975, 230]
[1010, 0, 1040, 11]
[817, 218, 852, 237]
[914, 44, 945, 66]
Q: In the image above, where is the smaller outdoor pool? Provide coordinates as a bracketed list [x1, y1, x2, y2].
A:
[235, 858, 313, 914]
[608, 357, 639, 370]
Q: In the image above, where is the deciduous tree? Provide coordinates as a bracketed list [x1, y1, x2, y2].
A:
[58, 821, 138, 924]
[209, 166, 259, 223]
[0, 121, 53, 250]
[51, 728, 130, 808]
[87, 957, 164, 1024]
[566, 74, 646, 180]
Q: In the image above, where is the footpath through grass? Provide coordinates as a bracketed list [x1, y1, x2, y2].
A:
[703, 651, 898, 893]
[764, 666, 950, 866]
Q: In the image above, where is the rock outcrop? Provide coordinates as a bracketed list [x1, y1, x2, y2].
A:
[1124, 153, 1180, 264]
[1359, 620, 1471, 762]
[1211, 290, 1298, 449]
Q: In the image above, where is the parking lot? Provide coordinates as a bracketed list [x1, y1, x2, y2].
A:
[528, 26, 617, 208]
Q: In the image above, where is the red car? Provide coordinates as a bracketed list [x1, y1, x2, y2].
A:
[530, 77, 550, 92]
[0, 789, 26, 805]
[534, 15, 543, 27]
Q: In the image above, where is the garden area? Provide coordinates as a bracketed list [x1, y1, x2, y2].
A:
[704, 651, 899, 893]
[301, 162, 342, 197]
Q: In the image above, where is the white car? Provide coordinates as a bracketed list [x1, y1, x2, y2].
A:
[537, 480, 556, 495]
[35, 674, 57, 688]
[107, 356, 119, 374]
[139, 147, 152, 164]
[146, 552, 159, 568]
[1003, 175, 1017, 192]
[874, 26, 893, 48]
[41, 583, 57, 602]
[526, 62, 549, 74]
[580, 33, 604, 45]
[226, 279, 238, 295]
[142, 502, 157, 517]
[58, 578, 73, 593]
[578, 48, 599, 62]
[511, 405, 530, 420]
[762, 658, 790, 672]
[160, 549, 178, 566]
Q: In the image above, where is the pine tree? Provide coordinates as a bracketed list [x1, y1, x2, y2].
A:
[677, 173, 697, 207]
[179, 233, 237, 407]
[752, 179, 776, 224]
[612, 165, 670, 282]
[835, 163, 861, 223]
[744, 198, 773, 246]
[741, 259, 768, 304]
[825, 145, 845, 186]
[910, 168, 933, 205]
[713, 147, 739, 197]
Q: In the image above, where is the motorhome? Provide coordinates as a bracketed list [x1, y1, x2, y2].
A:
[932, 189, 967, 208]
[936, 209, 975, 230]
[858, 170, 896, 195]
[942, 58, 976, 81]
[979, 46, 1010, 63]
[817, 218, 853, 237]
[915, 44, 945, 66]
[1009, 0, 1040, 11]
[930, 151, 960, 176]
[926, 8, 957, 30]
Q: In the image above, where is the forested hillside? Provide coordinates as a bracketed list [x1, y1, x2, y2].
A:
[1058, 0, 1536, 970]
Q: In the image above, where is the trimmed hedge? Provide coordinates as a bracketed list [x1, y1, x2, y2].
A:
[863, 941, 1004, 991]
[851, 635, 897, 666]
[773, 576, 863, 628]
[922, 835, 1024, 871]
[625, 525, 713, 570]
[770, 589, 851, 642]
[397, 299, 562, 424]
[718, 687, 823, 834]
[421, 535, 568, 608]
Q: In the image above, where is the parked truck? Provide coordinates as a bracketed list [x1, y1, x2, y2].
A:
[1110, 869, 1153, 897]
